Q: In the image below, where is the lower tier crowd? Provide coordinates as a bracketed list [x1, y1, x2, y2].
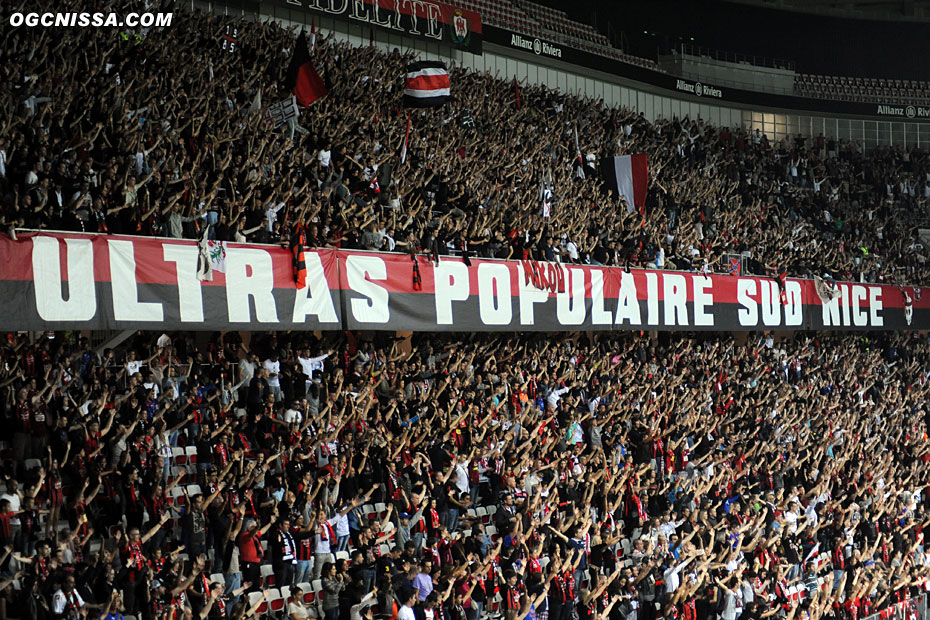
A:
[1, 329, 930, 620]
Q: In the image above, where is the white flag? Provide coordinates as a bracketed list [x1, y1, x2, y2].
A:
[208, 240, 227, 273]
[249, 89, 262, 116]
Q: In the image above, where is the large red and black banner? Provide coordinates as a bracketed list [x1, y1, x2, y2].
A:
[2, 232, 927, 332]
[279, 0, 483, 55]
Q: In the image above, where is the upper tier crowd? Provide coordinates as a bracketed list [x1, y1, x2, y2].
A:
[1, 0, 930, 285]
[3, 328, 930, 620]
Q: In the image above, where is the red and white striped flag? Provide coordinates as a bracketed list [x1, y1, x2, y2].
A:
[403, 60, 451, 107]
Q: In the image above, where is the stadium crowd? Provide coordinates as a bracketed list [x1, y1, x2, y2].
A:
[2, 328, 930, 620]
[1, 0, 930, 285]
[4, 2, 930, 620]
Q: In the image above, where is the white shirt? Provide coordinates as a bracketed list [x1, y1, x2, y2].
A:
[314, 517, 338, 553]
[289, 602, 310, 619]
[263, 359, 281, 387]
[239, 358, 257, 386]
[663, 557, 692, 594]
[546, 386, 570, 408]
[283, 408, 303, 426]
[334, 511, 350, 537]
[399, 605, 417, 620]
[143, 381, 160, 399]
[126, 359, 143, 376]
[298, 353, 329, 379]
[318, 149, 332, 167]
[0, 493, 20, 525]
[265, 202, 286, 231]
[454, 461, 470, 494]
[53, 589, 85, 615]
[564, 241, 579, 260]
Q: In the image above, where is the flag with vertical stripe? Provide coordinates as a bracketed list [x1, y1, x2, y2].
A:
[601, 154, 649, 215]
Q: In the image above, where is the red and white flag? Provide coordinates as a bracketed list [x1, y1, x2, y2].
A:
[602, 154, 648, 215]
[403, 60, 450, 107]
[400, 112, 411, 164]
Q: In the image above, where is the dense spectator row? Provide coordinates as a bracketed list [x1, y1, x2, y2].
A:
[2, 327, 930, 620]
[1, 1, 930, 287]
[3, 4, 930, 620]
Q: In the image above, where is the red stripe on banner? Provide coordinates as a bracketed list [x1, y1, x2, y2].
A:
[406, 73, 451, 92]
[2, 233, 928, 332]
[631, 154, 649, 213]
[0, 234, 923, 310]
[0, 233, 342, 289]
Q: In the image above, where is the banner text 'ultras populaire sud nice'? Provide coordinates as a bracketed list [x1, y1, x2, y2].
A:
[1, 233, 926, 332]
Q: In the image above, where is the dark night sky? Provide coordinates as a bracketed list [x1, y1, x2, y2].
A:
[541, 0, 930, 81]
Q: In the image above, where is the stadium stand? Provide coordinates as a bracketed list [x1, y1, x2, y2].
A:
[2, 3, 929, 287]
[794, 73, 930, 105]
[2, 1, 930, 620]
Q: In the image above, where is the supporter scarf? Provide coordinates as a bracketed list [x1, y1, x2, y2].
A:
[298, 537, 313, 561]
[389, 472, 402, 500]
[553, 573, 566, 604]
[682, 599, 696, 620]
[37, 557, 49, 582]
[252, 533, 264, 560]
[529, 557, 541, 574]
[321, 520, 335, 542]
[280, 528, 296, 560]
[129, 542, 145, 574]
[66, 591, 81, 618]
[427, 545, 441, 566]
[564, 571, 575, 600]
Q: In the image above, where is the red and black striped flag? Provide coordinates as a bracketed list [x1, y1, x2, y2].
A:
[285, 31, 328, 107]
[290, 223, 307, 289]
[403, 60, 450, 107]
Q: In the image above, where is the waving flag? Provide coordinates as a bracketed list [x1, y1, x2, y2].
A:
[400, 112, 411, 164]
[574, 125, 585, 180]
[285, 31, 328, 107]
[404, 60, 450, 107]
[601, 154, 649, 215]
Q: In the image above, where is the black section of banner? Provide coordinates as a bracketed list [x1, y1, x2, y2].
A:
[482, 26, 930, 122]
[0, 281, 343, 332]
[1, 270, 921, 333]
[275, 0, 483, 55]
